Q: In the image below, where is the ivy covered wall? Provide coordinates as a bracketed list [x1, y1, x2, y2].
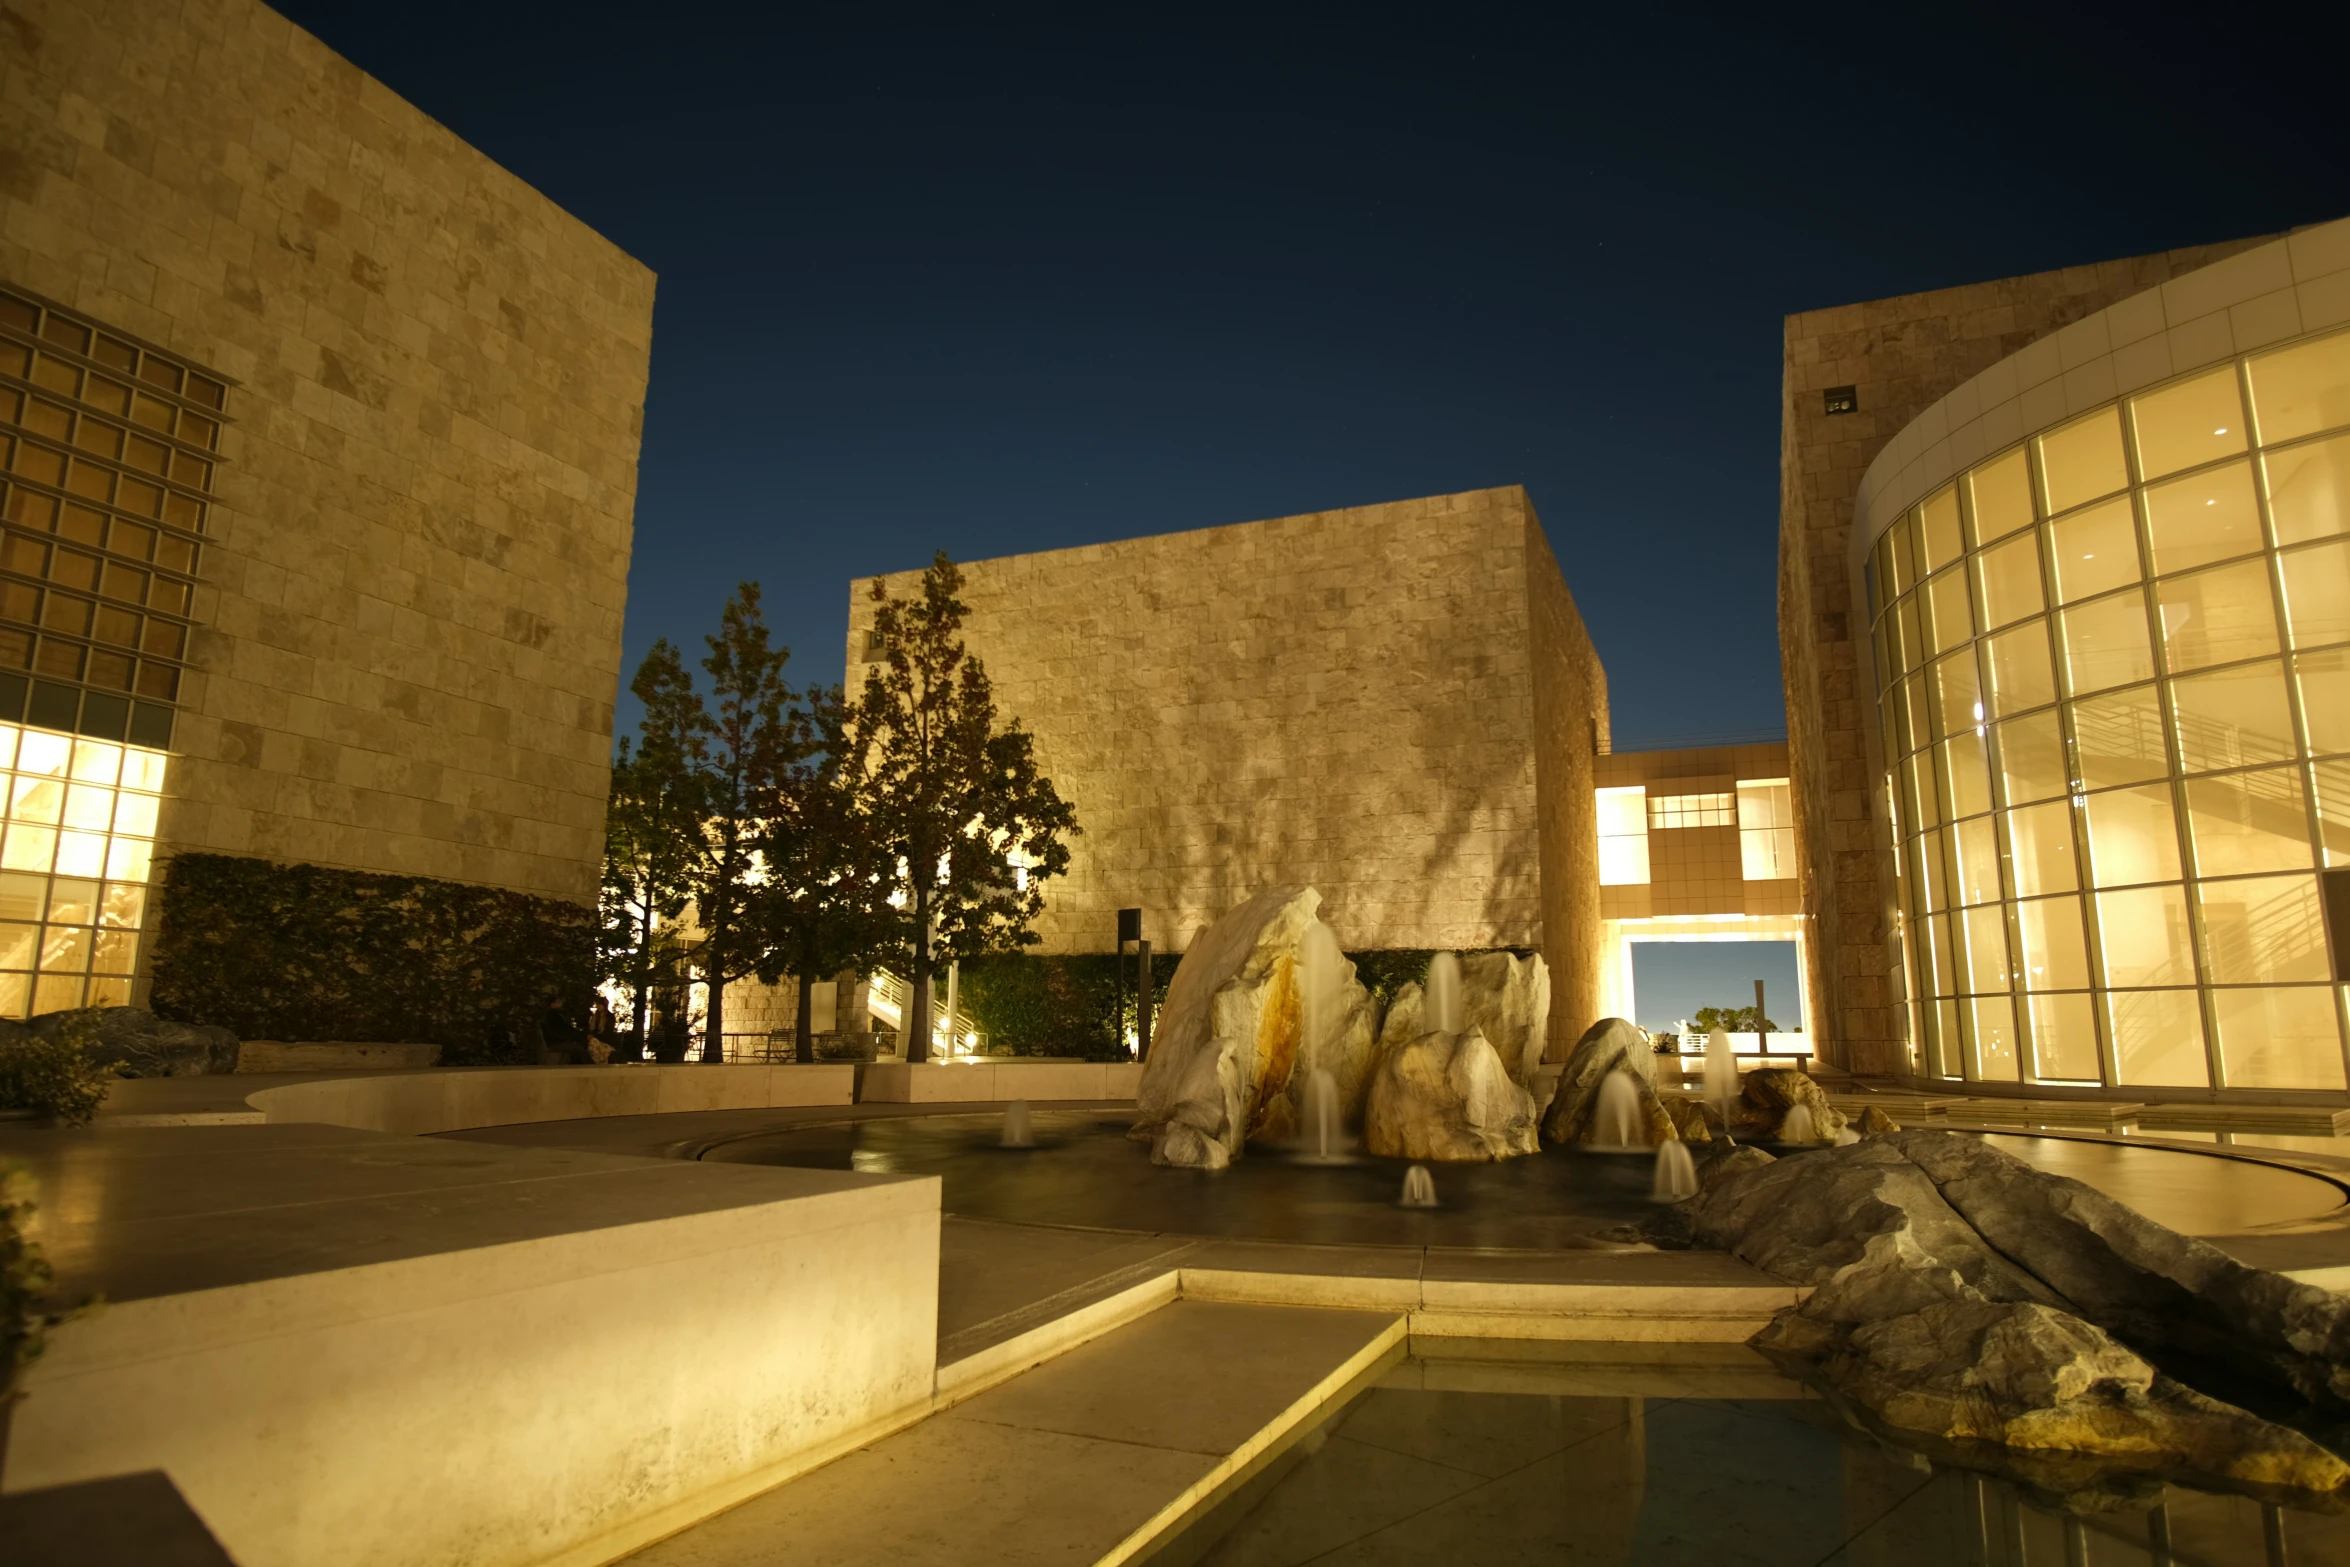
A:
[148, 853, 596, 1063]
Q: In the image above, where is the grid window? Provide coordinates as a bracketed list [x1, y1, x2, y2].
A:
[1868, 322, 2350, 1092]
[1736, 779, 1795, 880]
[0, 287, 219, 745]
[0, 722, 165, 1017]
[1647, 792, 1735, 829]
[1595, 787, 1650, 886]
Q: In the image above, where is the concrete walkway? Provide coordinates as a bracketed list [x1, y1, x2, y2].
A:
[621, 1299, 1405, 1567]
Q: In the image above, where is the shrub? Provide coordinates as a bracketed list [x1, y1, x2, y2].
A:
[148, 853, 596, 1065]
[3, 1165, 97, 1431]
[0, 1015, 109, 1126]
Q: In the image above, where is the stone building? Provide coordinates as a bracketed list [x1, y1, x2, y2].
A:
[845, 486, 1612, 1056]
[1783, 215, 2350, 1097]
[0, 0, 654, 1015]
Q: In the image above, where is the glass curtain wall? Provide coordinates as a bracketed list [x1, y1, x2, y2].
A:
[0, 724, 164, 1016]
[1868, 326, 2350, 1092]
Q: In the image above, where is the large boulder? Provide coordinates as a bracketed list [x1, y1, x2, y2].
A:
[1732, 1066, 1847, 1144]
[1361, 1026, 1538, 1162]
[1689, 1131, 2350, 1499]
[1457, 952, 1550, 1089]
[1130, 887, 1374, 1168]
[8, 1006, 239, 1077]
[1539, 1017, 1676, 1146]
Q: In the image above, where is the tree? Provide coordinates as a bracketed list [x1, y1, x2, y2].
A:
[843, 554, 1078, 1062]
[597, 735, 694, 1056]
[1693, 1005, 1779, 1034]
[632, 585, 805, 1064]
[758, 683, 899, 1063]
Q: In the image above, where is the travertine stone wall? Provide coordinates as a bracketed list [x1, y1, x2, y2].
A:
[1778, 238, 2269, 1074]
[0, 0, 654, 904]
[847, 486, 1609, 1055]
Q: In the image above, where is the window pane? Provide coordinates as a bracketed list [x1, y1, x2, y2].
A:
[1959, 905, 2012, 992]
[2131, 366, 2248, 480]
[2016, 894, 2090, 990]
[1924, 912, 1956, 995]
[1933, 651, 1982, 737]
[2279, 539, 2350, 648]
[2156, 560, 2279, 673]
[2096, 884, 2195, 986]
[2006, 801, 2081, 896]
[1920, 485, 1964, 573]
[1950, 815, 2001, 908]
[1914, 828, 1948, 911]
[1975, 534, 2046, 629]
[2317, 758, 2350, 867]
[1967, 448, 2035, 544]
[1941, 732, 1993, 821]
[2144, 460, 2263, 574]
[1899, 670, 1934, 754]
[1995, 711, 2069, 804]
[1597, 838, 1649, 886]
[2039, 408, 2129, 514]
[2049, 499, 2142, 603]
[1594, 786, 1647, 837]
[1932, 998, 1962, 1077]
[2084, 784, 2183, 887]
[1926, 570, 1973, 654]
[2108, 988, 2209, 1086]
[2198, 874, 2329, 984]
[1970, 994, 2021, 1081]
[2170, 659, 2296, 772]
[1888, 513, 1919, 595]
[2213, 987, 2345, 1090]
[1982, 622, 2056, 717]
[1904, 752, 1940, 832]
[2072, 684, 2169, 789]
[2185, 768, 2312, 877]
[2265, 430, 2350, 545]
[2247, 329, 2350, 446]
[2060, 590, 2155, 693]
[1897, 597, 1924, 675]
[2030, 992, 2103, 1082]
[2300, 649, 2350, 756]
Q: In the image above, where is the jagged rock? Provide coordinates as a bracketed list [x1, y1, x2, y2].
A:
[1857, 1105, 1901, 1136]
[1661, 1094, 1713, 1143]
[1362, 1025, 1539, 1162]
[1735, 1066, 1847, 1143]
[1691, 1131, 2350, 1499]
[1540, 1017, 1676, 1146]
[1457, 952, 1550, 1088]
[6, 1006, 240, 1077]
[1130, 886, 1374, 1167]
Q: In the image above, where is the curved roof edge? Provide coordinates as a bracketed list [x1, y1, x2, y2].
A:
[1846, 215, 2350, 577]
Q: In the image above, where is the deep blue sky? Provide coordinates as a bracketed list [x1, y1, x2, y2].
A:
[278, 3, 2349, 750]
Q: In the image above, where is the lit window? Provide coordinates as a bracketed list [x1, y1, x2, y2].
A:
[0, 721, 165, 1018]
[1647, 792, 1735, 829]
[1595, 786, 1649, 886]
[1737, 779, 1796, 880]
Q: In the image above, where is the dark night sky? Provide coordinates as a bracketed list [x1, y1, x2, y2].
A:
[275, 3, 2348, 750]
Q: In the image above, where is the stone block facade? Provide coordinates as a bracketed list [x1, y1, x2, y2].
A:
[847, 486, 1612, 1056]
[1778, 237, 2271, 1074]
[0, 0, 653, 906]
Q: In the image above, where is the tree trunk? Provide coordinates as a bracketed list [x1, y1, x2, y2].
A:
[629, 916, 653, 1059]
[794, 930, 817, 1065]
[702, 933, 726, 1064]
[906, 889, 932, 1063]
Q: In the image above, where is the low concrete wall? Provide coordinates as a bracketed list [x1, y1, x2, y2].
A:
[860, 1060, 1144, 1103]
[8, 1142, 939, 1567]
[236, 1041, 441, 1073]
[247, 1063, 857, 1135]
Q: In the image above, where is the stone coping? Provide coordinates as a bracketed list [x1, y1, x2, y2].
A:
[859, 1059, 1143, 1103]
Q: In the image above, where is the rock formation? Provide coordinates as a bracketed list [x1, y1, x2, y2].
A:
[1539, 1017, 1676, 1146]
[1456, 951, 1550, 1089]
[1129, 886, 1375, 1168]
[3, 1006, 239, 1077]
[1734, 1066, 1847, 1143]
[1687, 1131, 2350, 1499]
[1361, 1025, 1539, 1161]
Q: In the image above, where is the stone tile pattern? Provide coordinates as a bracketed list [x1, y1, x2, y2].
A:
[847, 486, 1612, 1059]
[1778, 237, 2271, 1076]
[0, 0, 655, 904]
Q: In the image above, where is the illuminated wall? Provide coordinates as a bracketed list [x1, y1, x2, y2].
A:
[0, 725, 164, 1017]
[1866, 326, 2350, 1092]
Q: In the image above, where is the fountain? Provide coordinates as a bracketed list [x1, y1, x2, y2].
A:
[1399, 1164, 1438, 1208]
[1425, 950, 1463, 1034]
[1000, 1099, 1035, 1148]
[1297, 1067, 1345, 1163]
[1704, 1024, 1738, 1109]
[1780, 1103, 1816, 1145]
[1651, 1139, 1699, 1202]
[1591, 1070, 1643, 1149]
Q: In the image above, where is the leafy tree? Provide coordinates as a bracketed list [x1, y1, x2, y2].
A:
[631, 585, 806, 1063]
[598, 735, 695, 1055]
[1693, 1005, 1779, 1034]
[758, 683, 899, 1063]
[843, 554, 1078, 1062]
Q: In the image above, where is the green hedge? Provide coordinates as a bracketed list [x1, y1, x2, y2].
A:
[951, 947, 1524, 1058]
[149, 854, 596, 1065]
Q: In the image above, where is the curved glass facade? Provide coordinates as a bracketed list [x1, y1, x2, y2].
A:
[1866, 326, 2350, 1092]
